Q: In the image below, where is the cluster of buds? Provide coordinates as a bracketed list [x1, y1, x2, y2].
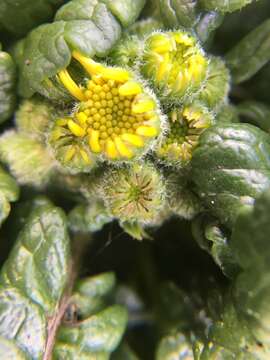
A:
[0, 27, 231, 234]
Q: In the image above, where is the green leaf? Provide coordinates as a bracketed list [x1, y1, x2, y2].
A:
[0, 166, 19, 225]
[191, 123, 270, 227]
[158, 0, 199, 28]
[68, 201, 112, 233]
[199, 0, 256, 13]
[53, 273, 128, 359]
[0, 49, 16, 123]
[15, 0, 145, 99]
[237, 101, 270, 133]
[0, 0, 65, 37]
[156, 332, 194, 360]
[226, 19, 270, 83]
[191, 215, 239, 278]
[0, 203, 70, 359]
[195, 11, 224, 44]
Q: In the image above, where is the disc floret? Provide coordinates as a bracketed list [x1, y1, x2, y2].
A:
[157, 103, 214, 165]
[49, 52, 163, 172]
[141, 31, 208, 103]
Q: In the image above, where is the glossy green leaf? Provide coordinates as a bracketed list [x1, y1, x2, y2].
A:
[15, 0, 145, 100]
[0, 48, 16, 123]
[0, 166, 19, 225]
[191, 123, 270, 227]
[68, 201, 112, 233]
[191, 215, 239, 278]
[0, 0, 64, 37]
[0, 203, 70, 359]
[156, 332, 194, 360]
[226, 19, 270, 83]
[199, 0, 256, 13]
[54, 273, 128, 359]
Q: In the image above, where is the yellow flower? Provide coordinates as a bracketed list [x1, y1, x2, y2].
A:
[141, 31, 208, 103]
[50, 52, 163, 172]
[156, 103, 214, 165]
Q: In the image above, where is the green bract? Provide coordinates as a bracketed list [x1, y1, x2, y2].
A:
[0, 45, 16, 123]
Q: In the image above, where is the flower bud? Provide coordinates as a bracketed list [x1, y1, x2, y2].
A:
[197, 56, 230, 110]
[141, 31, 208, 103]
[101, 163, 166, 225]
[0, 131, 54, 187]
[156, 102, 214, 166]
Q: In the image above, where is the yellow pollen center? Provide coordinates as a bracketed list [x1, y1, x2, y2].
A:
[55, 54, 160, 163]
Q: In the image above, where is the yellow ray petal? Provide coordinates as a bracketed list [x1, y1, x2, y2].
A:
[88, 130, 101, 153]
[68, 120, 86, 137]
[119, 81, 142, 96]
[114, 137, 133, 158]
[80, 149, 91, 164]
[136, 126, 158, 137]
[121, 133, 144, 148]
[100, 68, 129, 82]
[64, 147, 76, 162]
[105, 139, 118, 159]
[132, 100, 155, 114]
[58, 69, 86, 101]
[72, 51, 104, 75]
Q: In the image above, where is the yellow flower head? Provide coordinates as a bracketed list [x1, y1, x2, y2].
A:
[49, 52, 163, 172]
[157, 103, 214, 165]
[141, 31, 208, 103]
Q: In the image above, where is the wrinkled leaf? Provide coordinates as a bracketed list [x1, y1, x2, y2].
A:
[199, 0, 256, 13]
[0, 203, 70, 359]
[158, 0, 199, 28]
[15, 0, 145, 99]
[191, 123, 270, 227]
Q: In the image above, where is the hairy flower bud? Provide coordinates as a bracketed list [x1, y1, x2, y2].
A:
[101, 163, 166, 224]
[197, 56, 230, 110]
[156, 103, 214, 166]
[49, 52, 164, 173]
[141, 31, 208, 103]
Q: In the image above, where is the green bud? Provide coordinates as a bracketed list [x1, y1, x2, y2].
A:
[0, 131, 55, 187]
[110, 35, 142, 67]
[101, 163, 166, 225]
[197, 56, 230, 110]
[140, 30, 209, 104]
[0, 47, 16, 123]
[0, 166, 19, 226]
[15, 96, 61, 141]
[68, 201, 112, 233]
[156, 102, 214, 166]
[199, 0, 256, 13]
